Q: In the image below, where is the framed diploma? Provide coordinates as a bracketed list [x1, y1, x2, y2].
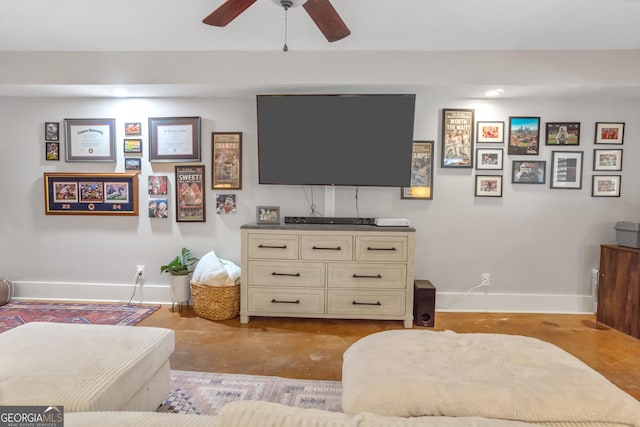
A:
[149, 116, 201, 162]
[64, 118, 116, 162]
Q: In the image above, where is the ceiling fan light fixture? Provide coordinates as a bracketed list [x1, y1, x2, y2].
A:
[271, 0, 306, 8]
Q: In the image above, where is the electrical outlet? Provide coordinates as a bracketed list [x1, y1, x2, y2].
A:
[481, 273, 490, 287]
[136, 265, 145, 278]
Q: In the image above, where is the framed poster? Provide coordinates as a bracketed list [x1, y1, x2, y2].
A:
[401, 141, 434, 200]
[475, 175, 503, 197]
[511, 160, 546, 184]
[212, 132, 242, 189]
[45, 122, 60, 141]
[441, 108, 474, 168]
[594, 122, 624, 144]
[550, 151, 583, 189]
[545, 122, 580, 145]
[45, 142, 60, 161]
[592, 175, 621, 197]
[44, 172, 138, 215]
[256, 206, 280, 224]
[475, 148, 503, 170]
[593, 149, 623, 171]
[175, 165, 205, 222]
[476, 121, 504, 143]
[64, 118, 116, 162]
[508, 116, 540, 155]
[149, 117, 201, 162]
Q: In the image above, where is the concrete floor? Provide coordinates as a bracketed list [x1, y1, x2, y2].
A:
[138, 308, 640, 401]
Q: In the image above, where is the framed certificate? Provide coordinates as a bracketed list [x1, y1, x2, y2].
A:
[149, 117, 201, 162]
[64, 118, 116, 162]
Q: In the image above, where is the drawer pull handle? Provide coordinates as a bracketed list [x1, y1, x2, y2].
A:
[367, 246, 396, 251]
[352, 301, 382, 306]
[258, 244, 287, 249]
[272, 272, 301, 277]
[312, 246, 341, 250]
[271, 298, 300, 304]
[352, 274, 382, 279]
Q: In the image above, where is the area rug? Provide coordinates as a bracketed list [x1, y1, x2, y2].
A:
[0, 301, 160, 333]
[158, 370, 343, 416]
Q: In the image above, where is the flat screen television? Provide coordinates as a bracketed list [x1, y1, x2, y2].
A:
[256, 94, 416, 187]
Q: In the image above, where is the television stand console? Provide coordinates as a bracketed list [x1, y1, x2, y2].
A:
[240, 223, 416, 328]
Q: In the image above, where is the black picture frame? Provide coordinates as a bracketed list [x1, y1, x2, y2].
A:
[508, 116, 540, 155]
[441, 108, 474, 168]
[474, 175, 503, 197]
[401, 141, 434, 200]
[550, 151, 583, 189]
[64, 118, 116, 162]
[175, 165, 206, 222]
[594, 122, 625, 144]
[476, 148, 503, 170]
[149, 117, 201, 162]
[592, 175, 621, 197]
[511, 160, 546, 184]
[593, 149, 623, 171]
[545, 122, 580, 146]
[45, 122, 59, 141]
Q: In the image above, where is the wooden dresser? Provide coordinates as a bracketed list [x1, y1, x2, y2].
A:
[597, 244, 640, 338]
[240, 223, 416, 328]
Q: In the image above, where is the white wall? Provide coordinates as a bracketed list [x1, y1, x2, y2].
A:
[1, 94, 638, 312]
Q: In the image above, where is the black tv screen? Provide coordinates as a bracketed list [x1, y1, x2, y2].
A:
[256, 94, 416, 187]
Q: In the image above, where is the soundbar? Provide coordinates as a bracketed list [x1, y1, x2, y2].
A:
[284, 216, 376, 225]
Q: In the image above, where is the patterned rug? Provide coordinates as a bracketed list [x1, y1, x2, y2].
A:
[158, 370, 343, 416]
[0, 301, 160, 333]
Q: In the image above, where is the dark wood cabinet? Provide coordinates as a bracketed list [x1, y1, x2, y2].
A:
[597, 245, 640, 338]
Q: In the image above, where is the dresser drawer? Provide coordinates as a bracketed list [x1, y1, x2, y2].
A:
[248, 288, 325, 314]
[248, 261, 325, 287]
[355, 236, 408, 262]
[301, 235, 353, 261]
[327, 263, 406, 289]
[327, 290, 405, 316]
[248, 233, 299, 260]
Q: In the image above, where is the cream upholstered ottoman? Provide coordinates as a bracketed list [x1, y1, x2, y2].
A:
[342, 330, 640, 427]
[0, 322, 174, 412]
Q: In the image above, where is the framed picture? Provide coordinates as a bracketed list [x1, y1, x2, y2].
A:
[45, 122, 59, 141]
[175, 165, 205, 222]
[545, 122, 580, 146]
[511, 160, 546, 184]
[508, 116, 540, 155]
[124, 157, 142, 171]
[149, 117, 201, 162]
[45, 142, 60, 161]
[475, 148, 503, 170]
[593, 149, 623, 171]
[595, 122, 624, 144]
[124, 122, 141, 136]
[148, 175, 168, 195]
[256, 206, 280, 224]
[550, 151, 583, 189]
[212, 132, 242, 189]
[475, 175, 503, 197]
[149, 198, 169, 218]
[441, 108, 474, 168]
[216, 194, 237, 214]
[43, 172, 138, 215]
[64, 118, 116, 162]
[476, 121, 504, 143]
[592, 175, 621, 197]
[401, 141, 434, 200]
[123, 138, 142, 154]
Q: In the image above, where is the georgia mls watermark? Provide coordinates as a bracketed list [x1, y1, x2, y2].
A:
[0, 406, 63, 427]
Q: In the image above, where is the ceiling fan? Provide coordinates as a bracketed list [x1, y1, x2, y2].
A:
[202, 0, 351, 43]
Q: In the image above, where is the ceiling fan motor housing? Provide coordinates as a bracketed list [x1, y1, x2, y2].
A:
[272, 0, 307, 9]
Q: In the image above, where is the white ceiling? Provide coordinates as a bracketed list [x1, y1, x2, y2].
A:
[1, 0, 640, 98]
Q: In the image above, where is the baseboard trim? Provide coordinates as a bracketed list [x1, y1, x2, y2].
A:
[11, 280, 595, 314]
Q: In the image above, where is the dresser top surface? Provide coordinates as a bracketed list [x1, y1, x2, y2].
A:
[241, 223, 416, 233]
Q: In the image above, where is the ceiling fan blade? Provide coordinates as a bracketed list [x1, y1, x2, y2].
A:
[302, 0, 351, 42]
[203, 0, 257, 27]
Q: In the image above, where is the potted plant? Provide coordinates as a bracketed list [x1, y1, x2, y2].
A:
[160, 248, 198, 311]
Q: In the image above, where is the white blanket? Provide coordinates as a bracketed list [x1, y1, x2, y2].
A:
[342, 330, 640, 427]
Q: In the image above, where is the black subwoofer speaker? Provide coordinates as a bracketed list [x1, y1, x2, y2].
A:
[414, 280, 436, 327]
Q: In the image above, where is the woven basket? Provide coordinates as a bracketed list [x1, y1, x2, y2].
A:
[190, 281, 240, 321]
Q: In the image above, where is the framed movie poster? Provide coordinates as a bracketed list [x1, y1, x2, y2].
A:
[550, 151, 583, 189]
[44, 172, 138, 215]
[508, 117, 540, 155]
[64, 118, 116, 162]
[401, 141, 434, 200]
[175, 165, 205, 222]
[441, 109, 474, 168]
[149, 117, 201, 162]
[545, 122, 580, 145]
[212, 132, 242, 189]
